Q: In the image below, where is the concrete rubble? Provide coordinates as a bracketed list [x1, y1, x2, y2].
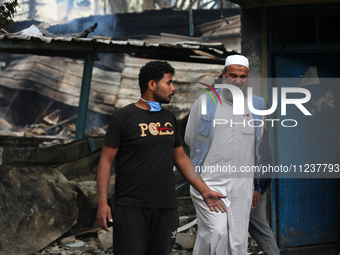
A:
[0, 115, 106, 148]
[0, 129, 112, 254]
[0, 115, 196, 255]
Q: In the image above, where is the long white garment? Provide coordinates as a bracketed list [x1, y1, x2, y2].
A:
[185, 93, 255, 255]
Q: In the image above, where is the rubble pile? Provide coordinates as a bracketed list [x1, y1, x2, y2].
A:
[0, 110, 106, 148]
[0, 136, 113, 255]
[0, 130, 198, 255]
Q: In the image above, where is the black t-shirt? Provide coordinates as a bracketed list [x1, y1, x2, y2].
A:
[104, 103, 183, 209]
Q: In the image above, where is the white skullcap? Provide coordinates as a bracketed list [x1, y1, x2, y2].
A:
[225, 55, 249, 69]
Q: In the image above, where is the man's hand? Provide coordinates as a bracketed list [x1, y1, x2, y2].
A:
[96, 204, 113, 232]
[202, 190, 227, 213]
[252, 190, 260, 208]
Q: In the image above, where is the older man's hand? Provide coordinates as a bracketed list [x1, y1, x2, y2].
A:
[252, 190, 260, 208]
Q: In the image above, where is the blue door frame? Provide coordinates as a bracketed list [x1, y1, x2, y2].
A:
[268, 52, 340, 247]
[267, 5, 340, 247]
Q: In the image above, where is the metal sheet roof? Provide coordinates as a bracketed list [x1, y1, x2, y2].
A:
[0, 33, 236, 64]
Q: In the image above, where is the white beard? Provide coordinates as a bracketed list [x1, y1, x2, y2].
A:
[222, 85, 247, 104]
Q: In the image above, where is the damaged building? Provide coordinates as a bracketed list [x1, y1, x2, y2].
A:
[0, 8, 241, 255]
[3, 0, 339, 253]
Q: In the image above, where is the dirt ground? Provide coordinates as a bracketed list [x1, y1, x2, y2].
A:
[279, 243, 339, 255]
[171, 242, 339, 255]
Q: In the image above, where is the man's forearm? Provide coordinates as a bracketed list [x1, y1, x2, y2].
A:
[174, 150, 210, 197]
[174, 151, 227, 213]
[180, 150, 219, 199]
[97, 164, 111, 206]
[97, 145, 118, 206]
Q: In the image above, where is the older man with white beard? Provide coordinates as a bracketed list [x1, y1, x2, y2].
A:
[185, 55, 268, 255]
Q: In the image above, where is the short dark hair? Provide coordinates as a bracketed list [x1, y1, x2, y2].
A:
[138, 61, 175, 95]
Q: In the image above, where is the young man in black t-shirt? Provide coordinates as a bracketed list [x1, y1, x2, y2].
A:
[96, 61, 227, 255]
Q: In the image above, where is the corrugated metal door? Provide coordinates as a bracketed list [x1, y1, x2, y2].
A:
[271, 53, 340, 247]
